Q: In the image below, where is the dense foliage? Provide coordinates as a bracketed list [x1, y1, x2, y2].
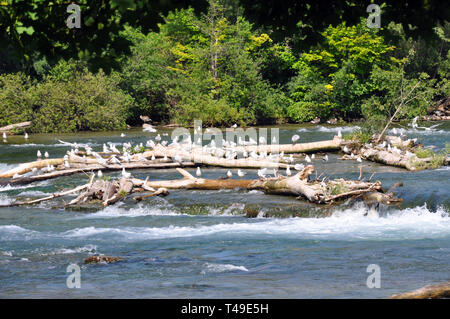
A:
[0, 0, 449, 131]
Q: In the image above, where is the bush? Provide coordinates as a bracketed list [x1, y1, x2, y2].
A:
[31, 64, 133, 133]
[0, 73, 34, 127]
[0, 60, 133, 133]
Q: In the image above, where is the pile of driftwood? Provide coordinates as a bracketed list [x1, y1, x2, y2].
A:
[0, 166, 401, 208]
[0, 135, 408, 208]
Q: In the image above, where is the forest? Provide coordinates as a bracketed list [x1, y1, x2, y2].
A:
[0, 0, 449, 132]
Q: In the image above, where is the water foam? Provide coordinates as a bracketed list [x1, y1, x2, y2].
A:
[297, 126, 360, 133]
[1, 205, 448, 242]
[387, 127, 449, 136]
[201, 263, 249, 274]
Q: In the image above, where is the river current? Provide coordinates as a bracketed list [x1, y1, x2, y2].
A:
[0, 123, 449, 298]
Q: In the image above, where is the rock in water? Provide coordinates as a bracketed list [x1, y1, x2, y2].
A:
[84, 256, 121, 264]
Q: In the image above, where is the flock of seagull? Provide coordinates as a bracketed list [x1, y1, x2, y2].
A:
[4, 118, 437, 180]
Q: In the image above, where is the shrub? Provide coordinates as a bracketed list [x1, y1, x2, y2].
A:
[0, 73, 34, 127]
[31, 66, 132, 133]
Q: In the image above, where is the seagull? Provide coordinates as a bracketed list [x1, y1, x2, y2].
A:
[272, 136, 277, 144]
[151, 155, 156, 161]
[103, 144, 111, 153]
[343, 146, 349, 153]
[294, 163, 305, 171]
[392, 128, 398, 135]
[196, 167, 202, 176]
[64, 161, 70, 168]
[109, 155, 121, 165]
[227, 170, 232, 178]
[286, 166, 292, 176]
[97, 170, 103, 178]
[237, 169, 246, 177]
[37, 150, 42, 158]
[337, 130, 342, 138]
[311, 154, 315, 160]
[357, 157, 362, 163]
[291, 135, 300, 144]
[120, 133, 126, 137]
[231, 124, 238, 128]
[155, 134, 161, 142]
[2, 132, 6, 140]
[305, 155, 311, 163]
[257, 168, 266, 179]
[122, 167, 131, 179]
[109, 144, 120, 154]
[24, 133, 29, 139]
[44, 151, 49, 158]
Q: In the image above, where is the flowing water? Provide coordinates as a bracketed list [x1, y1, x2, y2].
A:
[0, 123, 449, 298]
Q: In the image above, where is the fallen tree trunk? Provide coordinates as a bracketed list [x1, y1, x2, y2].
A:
[129, 167, 391, 204]
[0, 174, 95, 207]
[340, 136, 444, 171]
[0, 159, 64, 178]
[0, 161, 196, 186]
[0, 121, 32, 133]
[233, 136, 342, 154]
[137, 144, 292, 169]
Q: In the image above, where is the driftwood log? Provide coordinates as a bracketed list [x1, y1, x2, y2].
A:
[389, 281, 450, 299]
[341, 135, 446, 171]
[0, 121, 32, 133]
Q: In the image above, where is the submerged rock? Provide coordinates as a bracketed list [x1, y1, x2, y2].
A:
[84, 256, 121, 264]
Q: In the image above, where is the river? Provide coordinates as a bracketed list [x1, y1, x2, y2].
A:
[0, 123, 449, 298]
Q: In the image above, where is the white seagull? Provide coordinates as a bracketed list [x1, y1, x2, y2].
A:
[286, 166, 292, 176]
[122, 167, 131, 179]
[291, 134, 300, 144]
